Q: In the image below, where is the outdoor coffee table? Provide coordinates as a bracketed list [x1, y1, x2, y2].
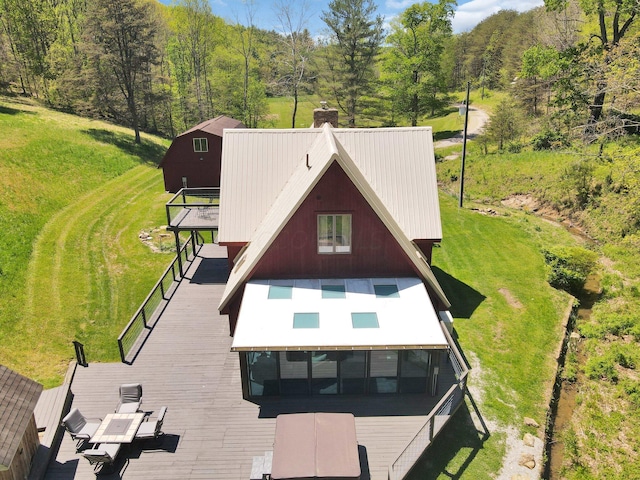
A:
[90, 412, 145, 444]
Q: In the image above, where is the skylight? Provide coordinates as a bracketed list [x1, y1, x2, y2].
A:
[268, 285, 293, 299]
[374, 284, 399, 298]
[321, 284, 346, 299]
[351, 312, 379, 328]
[293, 312, 320, 329]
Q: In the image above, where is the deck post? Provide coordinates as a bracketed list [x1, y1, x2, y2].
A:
[174, 230, 183, 278]
[73, 340, 87, 367]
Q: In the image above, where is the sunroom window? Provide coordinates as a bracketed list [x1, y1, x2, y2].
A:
[317, 214, 351, 254]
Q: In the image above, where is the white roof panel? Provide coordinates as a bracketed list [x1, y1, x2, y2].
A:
[218, 126, 441, 243]
[231, 278, 449, 351]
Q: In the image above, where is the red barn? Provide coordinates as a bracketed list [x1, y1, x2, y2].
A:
[159, 116, 245, 193]
[216, 116, 457, 400]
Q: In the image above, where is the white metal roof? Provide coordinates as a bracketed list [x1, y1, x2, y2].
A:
[218, 125, 441, 243]
[217, 124, 450, 312]
[231, 278, 449, 351]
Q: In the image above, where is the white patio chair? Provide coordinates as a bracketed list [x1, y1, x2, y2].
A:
[61, 408, 102, 452]
[116, 383, 142, 413]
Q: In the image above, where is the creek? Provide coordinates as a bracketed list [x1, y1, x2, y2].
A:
[544, 273, 601, 479]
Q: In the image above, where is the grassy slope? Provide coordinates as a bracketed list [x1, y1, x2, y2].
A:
[438, 138, 640, 478]
[409, 193, 573, 479]
[0, 97, 172, 387]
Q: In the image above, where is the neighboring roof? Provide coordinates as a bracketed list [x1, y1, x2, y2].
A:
[218, 125, 441, 243]
[231, 278, 448, 351]
[158, 116, 245, 168]
[0, 365, 42, 469]
[181, 115, 245, 137]
[218, 124, 450, 312]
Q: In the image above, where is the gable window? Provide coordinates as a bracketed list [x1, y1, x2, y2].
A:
[193, 137, 208, 152]
[318, 214, 351, 254]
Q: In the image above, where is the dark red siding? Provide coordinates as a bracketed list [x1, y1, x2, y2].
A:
[252, 162, 420, 279]
[161, 132, 223, 192]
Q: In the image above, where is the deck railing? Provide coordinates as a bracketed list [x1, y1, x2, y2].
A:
[117, 233, 203, 363]
[389, 320, 469, 480]
[165, 187, 220, 227]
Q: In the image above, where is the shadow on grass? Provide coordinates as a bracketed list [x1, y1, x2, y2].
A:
[434, 130, 461, 141]
[0, 104, 34, 115]
[83, 128, 166, 165]
[407, 392, 490, 480]
[432, 266, 486, 319]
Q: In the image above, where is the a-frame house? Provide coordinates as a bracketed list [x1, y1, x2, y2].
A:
[217, 122, 456, 400]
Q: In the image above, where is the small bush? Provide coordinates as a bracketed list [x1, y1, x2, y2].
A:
[542, 246, 598, 296]
[531, 129, 570, 150]
[580, 313, 638, 339]
[585, 355, 618, 382]
[506, 141, 523, 153]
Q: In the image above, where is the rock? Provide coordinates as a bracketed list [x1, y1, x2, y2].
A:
[523, 433, 536, 447]
[511, 475, 530, 480]
[524, 417, 540, 428]
[519, 454, 536, 470]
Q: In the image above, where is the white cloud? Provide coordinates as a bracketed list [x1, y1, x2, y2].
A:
[451, 0, 544, 33]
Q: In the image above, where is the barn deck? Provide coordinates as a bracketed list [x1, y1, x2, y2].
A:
[43, 244, 459, 480]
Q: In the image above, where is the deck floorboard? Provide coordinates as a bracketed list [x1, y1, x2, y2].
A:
[43, 244, 458, 480]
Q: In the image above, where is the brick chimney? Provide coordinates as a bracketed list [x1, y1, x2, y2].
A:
[313, 102, 338, 128]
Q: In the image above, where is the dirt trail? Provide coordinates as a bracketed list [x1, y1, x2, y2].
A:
[435, 106, 490, 149]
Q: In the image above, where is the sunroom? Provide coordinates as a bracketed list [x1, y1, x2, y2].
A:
[232, 278, 450, 399]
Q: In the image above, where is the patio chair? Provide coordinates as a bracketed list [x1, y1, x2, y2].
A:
[116, 383, 142, 413]
[134, 406, 167, 442]
[61, 408, 102, 452]
[82, 442, 121, 473]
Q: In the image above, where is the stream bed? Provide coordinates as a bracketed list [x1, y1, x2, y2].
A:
[545, 273, 601, 479]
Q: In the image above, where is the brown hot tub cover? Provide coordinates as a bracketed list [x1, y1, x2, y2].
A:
[271, 412, 360, 480]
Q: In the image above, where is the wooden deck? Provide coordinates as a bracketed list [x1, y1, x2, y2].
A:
[43, 244, 458, 480]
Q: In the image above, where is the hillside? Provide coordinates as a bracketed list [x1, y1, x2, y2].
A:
[436, 116, 640, 479]
[0, 96, 173, 387]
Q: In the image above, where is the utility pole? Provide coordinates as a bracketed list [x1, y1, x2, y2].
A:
[459, 81, 471, 208]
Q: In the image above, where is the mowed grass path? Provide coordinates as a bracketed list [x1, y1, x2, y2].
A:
[21, 166, 171, 386]
[0, 98, 171, 387]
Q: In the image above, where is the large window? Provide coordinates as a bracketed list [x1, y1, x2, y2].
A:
[193, 137, 208, 152]
[317, 214, 351, 254]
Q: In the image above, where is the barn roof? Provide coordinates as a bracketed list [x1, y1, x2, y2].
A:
[218, 125, 441, 243]
[218, 124, 449, 313]
[181, 115, 245, 137]
[0, 365, 42, 469]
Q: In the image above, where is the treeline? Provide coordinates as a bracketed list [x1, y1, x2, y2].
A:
[0, 0, 543, 139]
[3, 0, 638, 145]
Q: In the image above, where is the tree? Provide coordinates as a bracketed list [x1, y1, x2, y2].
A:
[320, 0, 384, 127]
[274, 0, 315, 127]
[485, 98, 523, 150]
[518, 44, 561, 115]
[545, 0, 640, 124]
[83, 0, 160, 143]
[382, 1, 455, 126]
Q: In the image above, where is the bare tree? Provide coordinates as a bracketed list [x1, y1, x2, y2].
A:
[274, 0, 315, 127]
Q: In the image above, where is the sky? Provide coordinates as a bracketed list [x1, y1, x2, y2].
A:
[206, 0, 545, 35]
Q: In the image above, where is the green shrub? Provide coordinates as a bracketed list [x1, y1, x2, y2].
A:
[531, 129, 570, 150]
[585, 355, 619, 382]
[542, 246, 598, 296]
[579, 313, 638, 339]
[506, 141, 523, 153]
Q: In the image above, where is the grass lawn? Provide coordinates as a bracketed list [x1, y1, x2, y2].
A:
[0, 97, 172, 387]
[266, 95, 322, 128]
[409, 193, 574, 479]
